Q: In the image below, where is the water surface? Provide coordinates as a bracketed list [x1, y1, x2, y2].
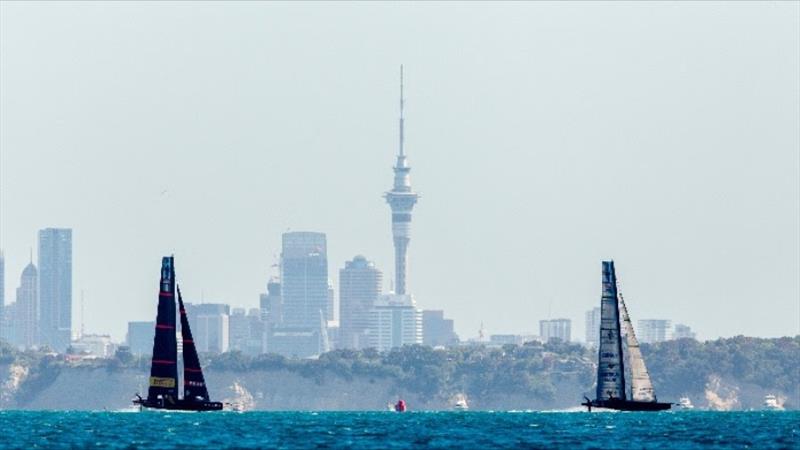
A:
[0, 410, 797, 449]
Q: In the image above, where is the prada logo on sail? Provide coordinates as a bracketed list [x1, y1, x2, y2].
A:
[150, 376, 176, 388]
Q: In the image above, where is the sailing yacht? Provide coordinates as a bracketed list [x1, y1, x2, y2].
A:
[133, 256, 223, 412]
[581, 261, 671, 412]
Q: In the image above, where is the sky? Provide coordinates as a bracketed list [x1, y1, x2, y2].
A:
[1, 2, 798, 343]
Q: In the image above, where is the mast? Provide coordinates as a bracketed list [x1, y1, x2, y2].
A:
[147, 256, 179, 403]
[618, 288, 656, 402]
[596, 261, 626, 401]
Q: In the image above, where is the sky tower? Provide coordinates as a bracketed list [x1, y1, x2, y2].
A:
[384, 65, 419, 296]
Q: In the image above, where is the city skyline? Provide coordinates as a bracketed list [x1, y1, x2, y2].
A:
[1, 3, 798, 343]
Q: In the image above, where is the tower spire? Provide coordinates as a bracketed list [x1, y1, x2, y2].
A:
[384, 65, 418, 296]
[399, 64, 405, 157]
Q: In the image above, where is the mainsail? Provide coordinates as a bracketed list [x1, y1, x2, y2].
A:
[177, 286, 210, 402]
[595, 261, 626, 401]
[618, 290, 656, 402]
[147, 256, 179, 403]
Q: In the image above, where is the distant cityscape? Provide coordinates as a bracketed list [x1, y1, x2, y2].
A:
[0, 70, 697, 360]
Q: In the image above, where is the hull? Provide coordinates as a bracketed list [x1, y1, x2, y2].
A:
[134, 398, 223, 412]
[582, 399, 671, 412]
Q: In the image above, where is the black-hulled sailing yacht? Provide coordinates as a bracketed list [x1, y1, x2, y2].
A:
[581, 261, 671, 412]
[133, 256, 223, 411]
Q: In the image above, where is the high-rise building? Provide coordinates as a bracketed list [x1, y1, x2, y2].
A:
[185, 303, 230, 353]
[259, 278, 282, 325]
[367, 294, 422, 351]
[327, 280, 335, 324]
[585, 307, 601, 346]
[672, 323, 696, 340]
[638, 319, 672, 344]
[229, 308, 249, 352]
[384, 66, 419, 296]
[13, 262, 38, 349]
[281, 232, 329, 327]
[229, 307, 265, 355]
[127, 321, 155, 355]
[539, 319, 571, 342]
[422, 310, 459, 347]
[339, 255, 383, 350]
[38, 228, 72, 352]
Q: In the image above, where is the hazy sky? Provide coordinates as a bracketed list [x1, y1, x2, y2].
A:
[1, 2, 798, 342]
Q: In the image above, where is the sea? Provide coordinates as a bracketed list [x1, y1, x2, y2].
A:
[0, 410, 797, 449]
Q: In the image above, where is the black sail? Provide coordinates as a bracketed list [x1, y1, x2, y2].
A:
[147, 256, 179, 403]
[595, 260, 626, 401]
[178, 286, 209, 402]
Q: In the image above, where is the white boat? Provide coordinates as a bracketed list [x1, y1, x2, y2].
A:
[677, 397, 694, 410]
[453, 394, 469, 411]
[763, 394, 784, 411]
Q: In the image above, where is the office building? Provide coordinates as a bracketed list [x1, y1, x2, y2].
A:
[71, 334, 115, 358]
[422, 310, 459, 347]
[185, 303, 230, 353]
[229, 308, 265, 355]
[259, 278, 282, 326]
[366, 294, 422, 351]
[673, 323, 696, 340]
[38, 228, 72, 352]
[638, 319, 672, 344]
[281, 232, 329, 327]
[585, 307, 601, 346]
[327, 280, 335, 323]
[268, 325, 324, 358]
[539, 319, 571, 342]
[127, 321, 155, 355]
[339, 255, 383, 350]
[13, 262, 39, 349]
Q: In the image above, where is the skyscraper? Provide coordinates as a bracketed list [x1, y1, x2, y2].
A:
[585, 307, 601, 346]
[270, 232, 329, 358]
[281, 232, 329, 327]
[384, 66, 419, 296]
[339, 255, 383, 349]
[14, 262, 38, 349]
[38, 228, 72, 352]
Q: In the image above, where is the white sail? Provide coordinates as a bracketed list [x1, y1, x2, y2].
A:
[618, 292, 656, 402]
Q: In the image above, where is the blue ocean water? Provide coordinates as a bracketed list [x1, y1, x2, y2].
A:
[0, 410, 797, 449]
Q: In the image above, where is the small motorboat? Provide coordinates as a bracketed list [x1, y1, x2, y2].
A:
[677, 397, 694, 410]
[453, 394, 469, 411]
[763, 394, 784, 411]
[394, 399, 407, 412]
